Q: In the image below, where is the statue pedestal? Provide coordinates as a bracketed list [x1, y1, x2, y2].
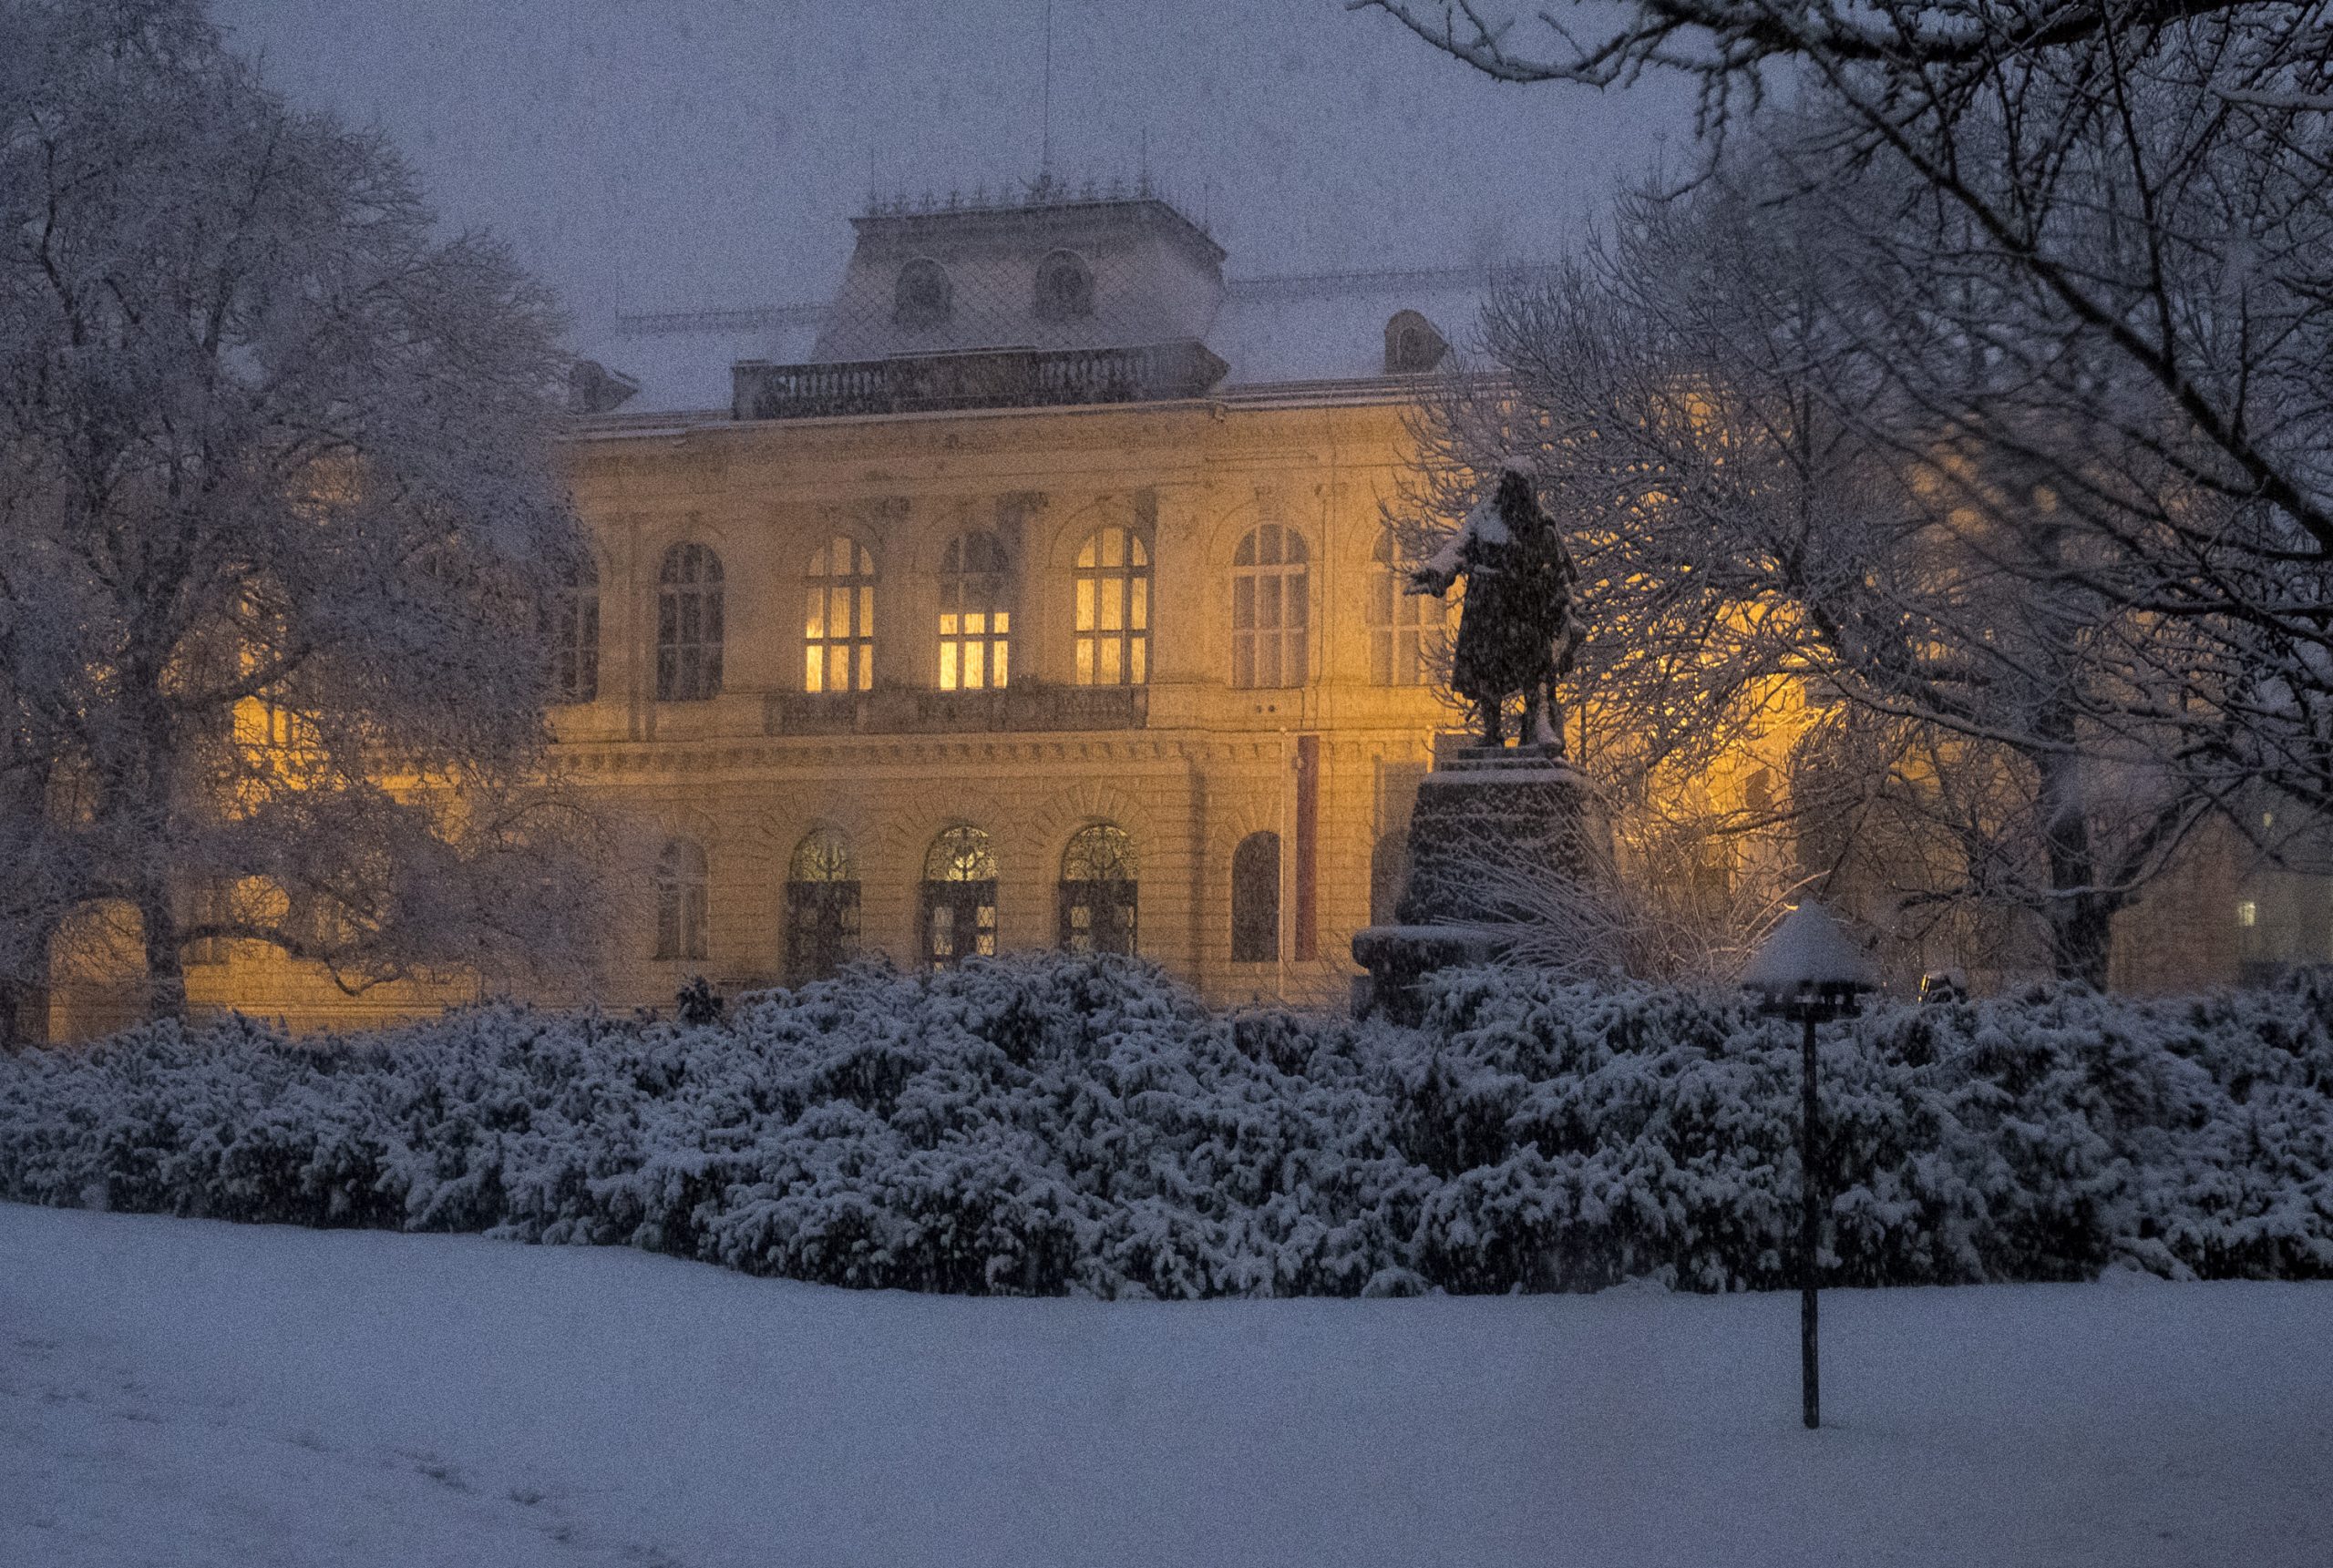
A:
[1351, 743, 1598, 1024]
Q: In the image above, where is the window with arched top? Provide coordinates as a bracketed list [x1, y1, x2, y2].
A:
[1230, 831, 1281, 963]
[656, 542, 723, 702]
[785, 826, 860, 985]
[550, 556, 600, 704]
[1369, 528, 1439, 686]
[894, 257, 952, 328]
[653, 838, 709, 961]
[939, 531, 1012, 691]
[1370, 833, 1411, 926]
[1033, 249, 1095, 320]
[1230, 525, 1309, 689]
[805, 536, 876, 693]
[181, 880, 234, 968]
[921, 825, 998, 969]
[1059, 825, 1137, 955]
[1384, 310, 1449, 374]
[1074, 527, 1149, 685]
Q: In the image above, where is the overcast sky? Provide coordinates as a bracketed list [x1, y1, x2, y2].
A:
[211, 1, 1696, 340]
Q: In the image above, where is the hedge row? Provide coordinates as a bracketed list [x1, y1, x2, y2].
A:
[1, 956, 2327, 1296]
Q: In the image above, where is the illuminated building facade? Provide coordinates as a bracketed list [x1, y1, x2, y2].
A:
[118, 185, 1480, 1029]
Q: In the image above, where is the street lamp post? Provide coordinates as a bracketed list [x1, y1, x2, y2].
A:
[1742, 903, 1876, 1430]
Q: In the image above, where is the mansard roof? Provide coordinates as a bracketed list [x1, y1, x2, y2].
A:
[580, 190, 1533, 418]
[811, 189, 1227, 364]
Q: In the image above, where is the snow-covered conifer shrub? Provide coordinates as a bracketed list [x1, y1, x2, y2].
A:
[0, 956, 2326, 1296]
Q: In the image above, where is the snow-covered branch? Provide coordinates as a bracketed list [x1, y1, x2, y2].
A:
[0, 0, 600, 1033]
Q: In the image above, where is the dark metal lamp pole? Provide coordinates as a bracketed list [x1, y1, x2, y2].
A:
[1798, 1001, 1822, 1429]
[1743, 903, 1876, 1432]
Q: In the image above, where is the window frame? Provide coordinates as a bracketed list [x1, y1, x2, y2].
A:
[1033, 249, 1095, 321]
[550, 555, 601, 704]
[1230, 525, 1310, 691]
[1058, 824, 1138, 955]
[1230, 830, 1282, 963]
[653, 837, 711, 962]
[656, 542, 725, 703]
[180, 881, 234, 968]
[1369, 833, 1412, 927]
[1073, 526, 1150, 686]
[805, 536, 877, 694]
[784, 826, 860, 985]
[894, 257, 953, 328]
[920, 825, 999, 969]
[1368, 528, 1439, 687]
[938, 531, 1012, 692]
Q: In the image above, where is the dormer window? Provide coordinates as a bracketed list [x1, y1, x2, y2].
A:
[1384, 309, 1448, 374]
[894, 257, 952, 328]
[1033, 249, 1095, 320]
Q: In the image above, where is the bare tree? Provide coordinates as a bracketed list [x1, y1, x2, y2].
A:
[1404, 164, 2215, 984]
[1354, 1, 2333, 827]
[1445, 809, 1810, 985]
[0, 0, 598, 1034]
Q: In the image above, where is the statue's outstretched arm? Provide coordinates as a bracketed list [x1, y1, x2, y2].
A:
[1406, 518, 1472, 596]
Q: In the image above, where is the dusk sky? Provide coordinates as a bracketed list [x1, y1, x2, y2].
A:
[209, 0, 1699, 339]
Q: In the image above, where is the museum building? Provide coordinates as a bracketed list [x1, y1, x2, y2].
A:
[553, 185, 1485, 1012]
[164, 182, 1486, 1029]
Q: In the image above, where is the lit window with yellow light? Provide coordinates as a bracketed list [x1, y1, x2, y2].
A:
[938, 531, 1011, 691]
[805, 536, 876, 693]
[1073, 527, 1148, 685]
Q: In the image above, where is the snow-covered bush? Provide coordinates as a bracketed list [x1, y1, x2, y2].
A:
[0, 956, 2326, 1296]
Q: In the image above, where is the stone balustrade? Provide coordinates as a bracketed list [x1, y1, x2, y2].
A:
[733, 341, 1228, 420]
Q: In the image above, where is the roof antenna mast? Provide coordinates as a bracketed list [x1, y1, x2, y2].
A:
[1040, 0, 1055, 186]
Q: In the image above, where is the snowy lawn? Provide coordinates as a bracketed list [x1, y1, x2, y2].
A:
[4, 1204, 2328, 1568]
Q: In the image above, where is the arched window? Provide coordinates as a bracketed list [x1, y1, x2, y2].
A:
[1368, 528, 1437, 687]
[785, 826, 860, 984]
[1383, 310, 1449, 374]
[181, 880, 234, 968]
[1230, 525, 1309, 689]
[1059, 825, 1137, 955]
[921, 825, 998, 969]
[550, 556, 600, 703]
[1033, 249, 1094, 320]
[1370, 833, 1411, 926]
[805, 536, 876, 693]
[1074, 526, 1149, 685]
[653, 838, 709, 961]
[939, 531, 1011, 691]
[656, 543, 723, 702]
[894, 257, 952, 328]
[1230, 831, 1280, 963]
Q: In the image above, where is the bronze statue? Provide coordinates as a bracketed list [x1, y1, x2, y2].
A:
[1408, 467, 1580, 752]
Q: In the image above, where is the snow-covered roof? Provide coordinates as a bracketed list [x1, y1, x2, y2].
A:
[1208, 268, 1496, 386]
[583, 264, 1526, 416]
[812, 194, 1226, 364]
[581, 308, 819, 416]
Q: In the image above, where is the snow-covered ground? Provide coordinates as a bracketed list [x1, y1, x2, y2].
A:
[5, 1205, 2328, 1567]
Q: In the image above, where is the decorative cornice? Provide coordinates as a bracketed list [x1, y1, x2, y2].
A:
[555, 723, 1428, 778]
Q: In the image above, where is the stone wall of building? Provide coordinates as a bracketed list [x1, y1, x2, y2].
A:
[550, 391, 1446, 1010]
